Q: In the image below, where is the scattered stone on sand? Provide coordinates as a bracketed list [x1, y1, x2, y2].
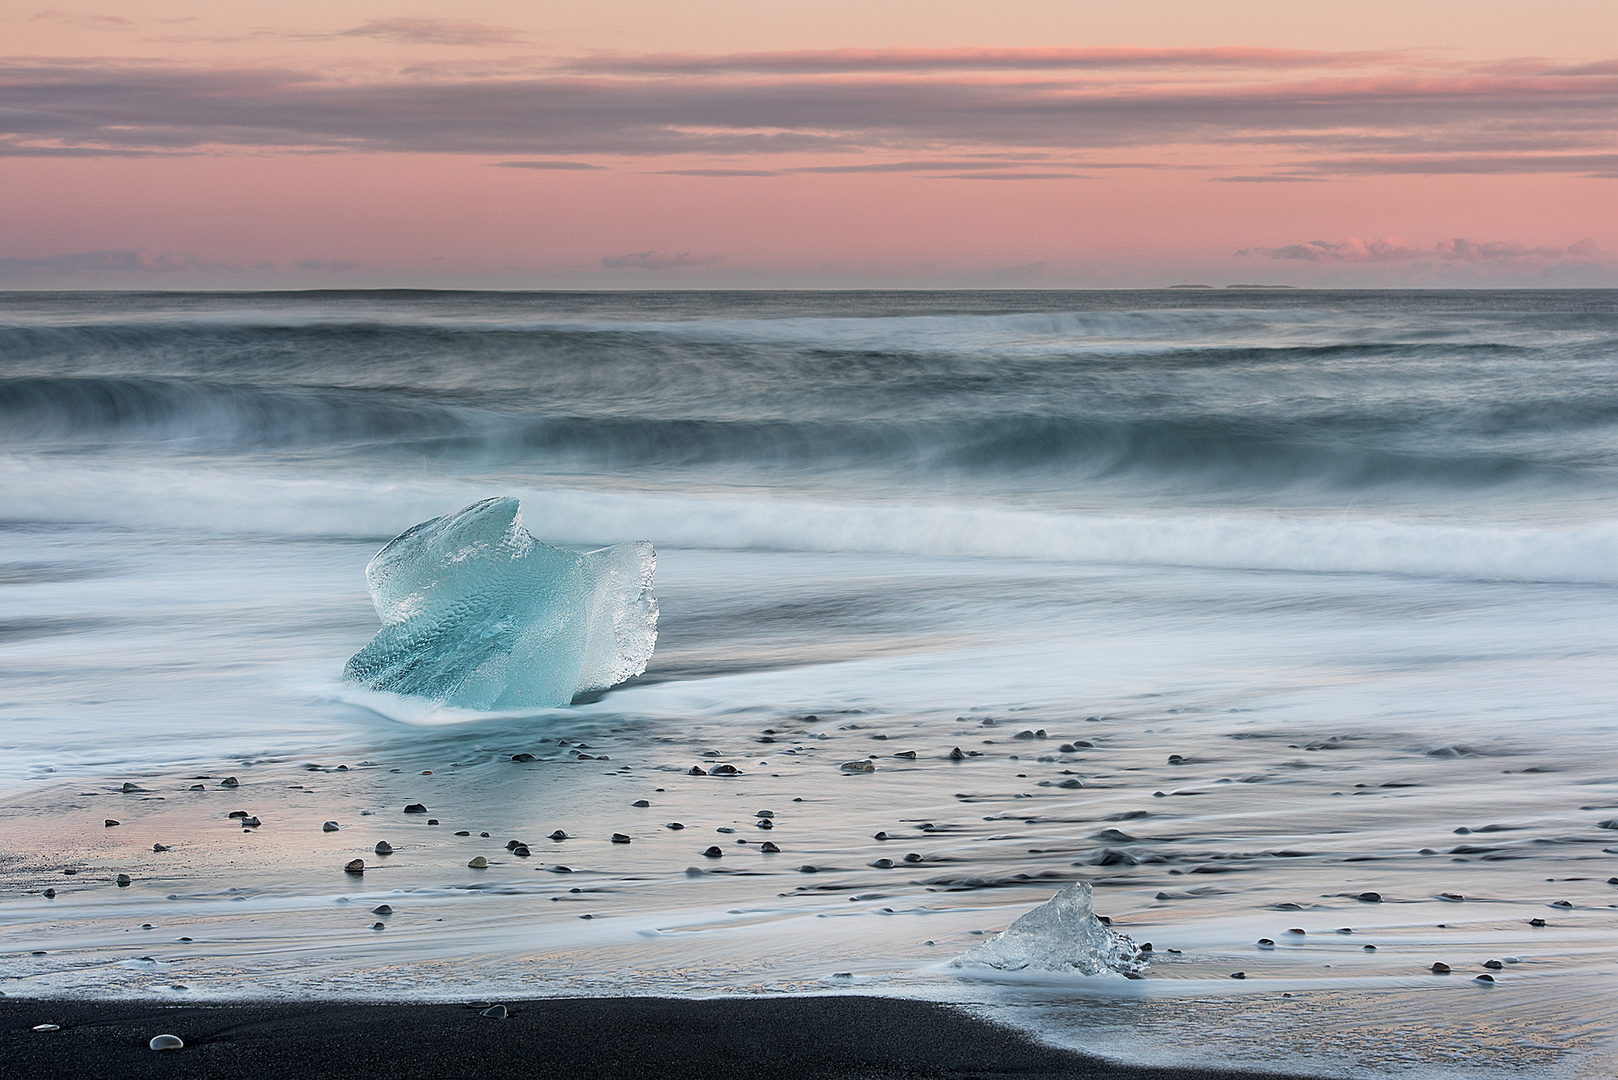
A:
[712, 764, 740, 775]
[117, 874, 131, 886]
[611, 833, 631, 844]
[455, 831, 470, 836]
[632, 799, 650, 807]
[1431, 962, 1451, 974]
[189, 785, 204, 791]
[1363, 944, 1376, 951]
[904, 853, 924, 863]
[468, 856, 488, 868]
[323, 821, 340, 832]
[373, 905, 393, 915]
[761, 841, 780, 853]
[1230, 972, 1246, 979]
[371, 921, 385, 930]
[549, 830, 568, 840]
[1474, 973, 1495, 983]
[840, 760, 875, 772]
[894, 751, 917, 759]
[1357, 892, 1382, 903]
[949, 747, 966, 760]
[1257, 938, 1275, 948]
[122, 782, 144, 792]
[240, 816, 261, 828]
[512, 844, 531, 856]
[104, 819, 120, 827]
[374, 841, 394, 855]
[755, 819, 774, 830]
[666, 822, 684, 830]
[1483, 959, 1503, 969]
[345, 859, 365, 874]
[511, 753, 536, 762]
[717, 827, 736, 834]
[228, 811, 248, 819]
[1529, 918, 1547, 927]
[1551, 899, 1573, 908]
[480, 1005, 507, 1020]
[404, 804, 427, 814]
[1439, 892, 1463, 901]
[873, 858, 894, 868]
[799, 865, 818, 873]
[1286, 928, 1305, 935]
[148, 1034, 184, 1051]
[688, 765, 708, 776]
[153, 844, 169, 852]
[42, 889, 55, 898]
[220, 777, 238, 787]
[703, 846, 724, 858]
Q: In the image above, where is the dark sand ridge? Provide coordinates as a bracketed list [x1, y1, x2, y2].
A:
[2, 995, 1315, 1080]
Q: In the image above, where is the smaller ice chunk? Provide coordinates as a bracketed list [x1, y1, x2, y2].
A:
[343, 497, 657, 709]
[951, 882, 1146, 977]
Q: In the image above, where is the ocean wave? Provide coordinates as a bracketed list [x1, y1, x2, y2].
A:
[4, 374, 1613, 492]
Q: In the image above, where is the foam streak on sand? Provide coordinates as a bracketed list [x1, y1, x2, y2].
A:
[3, 290, 1618, 1078]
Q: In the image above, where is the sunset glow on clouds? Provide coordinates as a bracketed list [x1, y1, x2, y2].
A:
[3, 1, 1616, 287]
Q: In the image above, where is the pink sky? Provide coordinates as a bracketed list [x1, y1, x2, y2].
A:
[3, 1, 1616, 287]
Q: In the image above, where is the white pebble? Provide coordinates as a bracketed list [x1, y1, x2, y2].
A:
[149, 1034, 184, 1051]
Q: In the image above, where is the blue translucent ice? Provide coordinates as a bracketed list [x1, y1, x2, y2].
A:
[951, 883, 1146, 977]
[343, 497, 657, 709]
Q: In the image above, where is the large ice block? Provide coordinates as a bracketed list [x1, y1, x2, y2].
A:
[343, 497, 657, 709]
[951, 882, 1147, 977]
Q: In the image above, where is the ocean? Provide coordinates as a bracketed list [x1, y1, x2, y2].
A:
[2, 289, 1616, 1077]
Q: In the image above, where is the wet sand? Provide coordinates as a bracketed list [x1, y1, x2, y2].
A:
[0, 994, 1309, 1080]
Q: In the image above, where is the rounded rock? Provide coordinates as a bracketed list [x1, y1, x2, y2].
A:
[760, 841, 780, 853]
[374, 841, 393, 855]
[703, 846, 724, 858]
[116, 874, 131, 887]
[1431, 962, 1451, 974]
[468, 856, 488, 869]
[611, 833, 631, 844]
[323, 821, 340, 832]
[372, 904, 393, 915]
[344, 859, 364, 874]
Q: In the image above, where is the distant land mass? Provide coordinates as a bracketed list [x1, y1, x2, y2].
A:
[1166, 283, 1215, 288]
[1227, 284, 1298, 289]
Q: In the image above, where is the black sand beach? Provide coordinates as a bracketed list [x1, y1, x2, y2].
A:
[1, 995, 1312, 1080]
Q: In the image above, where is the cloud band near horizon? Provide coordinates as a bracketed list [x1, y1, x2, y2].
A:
[2, 48, 1617, 179]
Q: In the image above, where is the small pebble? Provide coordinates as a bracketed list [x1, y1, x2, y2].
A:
[480, 1005, 507, 1020]
[374, 841, 393, 855]
[874, 831, 891, 840]
[1483, 959, 1503, 969]
[511, 754, 536, 762]
[371, 922, 385, 930]
[512, 845, 530, 857]
[1474, 973, 1495, 983]
[427, 819, 439, 825]
[33, 1024, 60, 1032]
[949, 747, 966, 760]
[688, 766, 707, 776]
[873, 858, 894, 869]
[1431, 962, 1451, 974]
[153, 844, 170, 852]
[703, 846, 724, 858]
[1363, 944, 1377, 951]
[372, 905, 393, 915]
[220, 777, 238, 787]
[42, 888, 55, 898]
[455, 831, 470, 836]
[760, 841, 780, 853]
[1257, 938, 1275, 948]
[1529, 918, 1547, 927]
[468, 856, 488, 868]
[117, 874, 131, 887]
[666, 822, 685, 830]
[148, 1034, 184, 1051]
[1230, 972, 1246, 979]
[1286, 928, 1305, 935]
[799, 865, 818, 873]
[403, 804, 427, 814]
[323, 821, 340, 832]
[104, 819, 120, 827]
[240, 816, 261, 828]
[1357, 892, 1382, 903]
[712, 764, 740, 776]
[549, 830, 568, 840]
[611, 834, 631, 844]
[840, 760, 875, 773]
[122, 782, 144, 792]
[903, 853, 923, 863]
[632, 800, 650, 807]
[344, 859, 364, 874]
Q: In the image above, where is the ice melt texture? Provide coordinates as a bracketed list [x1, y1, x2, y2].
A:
[952, 882, 1146, 977]
[343, 497, 657, 709]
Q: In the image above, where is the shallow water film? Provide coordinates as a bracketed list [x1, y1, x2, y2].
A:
[2, 290, 1617, 1078]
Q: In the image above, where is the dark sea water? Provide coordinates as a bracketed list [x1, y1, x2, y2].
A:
[3, 291, 1617, 1077]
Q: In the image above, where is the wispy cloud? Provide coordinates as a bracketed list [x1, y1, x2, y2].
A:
[327, 18, 525, 47]
[493, 160, 606, 170]
[600, 250, 722, 270]
[1236, 236, 1604, 264]
[0, 248, 206, 276]
[1, 50, 1615, 179]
